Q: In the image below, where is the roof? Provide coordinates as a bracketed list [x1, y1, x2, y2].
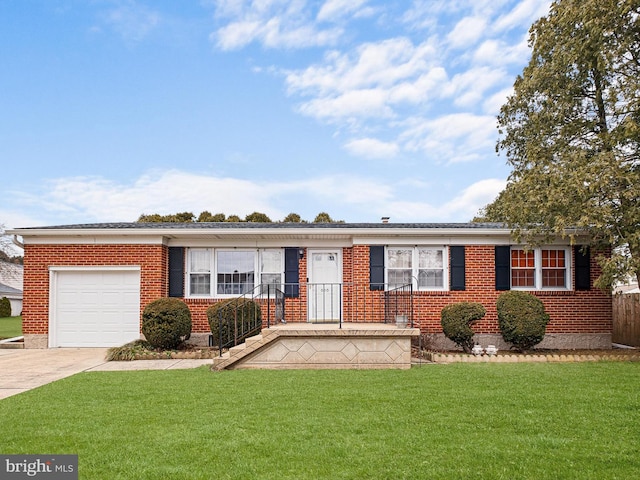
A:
[0, 282, 22, 298]
[10, 221, 507, 231]
[8, 222, 516, 244]
[7, 222, 586, 247]
[0, 262, 23, 291]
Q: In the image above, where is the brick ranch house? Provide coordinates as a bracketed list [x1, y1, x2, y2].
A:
[8, 222, 612, 350]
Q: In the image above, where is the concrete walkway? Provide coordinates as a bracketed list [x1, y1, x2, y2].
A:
[0, 349, 213, 400]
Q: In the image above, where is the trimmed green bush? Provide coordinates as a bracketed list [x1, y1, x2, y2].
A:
[207, 298, 262, 347]
[0, 297, 11, 317]
[497, 291, 550, 352]
[441, 302, 486, 353]
[142, 298, 192, 350]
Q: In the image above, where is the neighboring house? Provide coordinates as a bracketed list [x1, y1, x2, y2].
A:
[614, 282, 640, 295]
[0, 261, 23, 316]
[8, 222, 611, 349]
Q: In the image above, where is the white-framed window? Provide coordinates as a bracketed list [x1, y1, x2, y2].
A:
[189, 248, 212, 296]
[387, 248, 413, 289]
[386, 246, 448, 291]
[186, 248, 284, 297]
[216, 250, 255, 295]
[260, 250, 283, 295]
[511, 247, 571, 290]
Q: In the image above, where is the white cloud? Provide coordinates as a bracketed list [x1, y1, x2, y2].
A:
[286, 38, 436, 95]
[297, 88, 393, 121]
[383, 178, 506, 222]
[13, 170, 399, 225]
[472, 35, 530, 66]
[438, 66, 507, 108]
[344, 138, 399, 159]
[0, 208, 45, 231]
[400, 113, 497, 163]
[100, 1, 161, 41]
[493, 0, 551, 33]
[483, 86, 512, 115]
[8, 169, 507, 228]
[441, 178, 506, 218]
[317, 0, 369, 22]
[36, 172, 276, 223]
[286, 37, 440, 121]
[446, 16, 487, 49]
[213, 20, 263, 49]
[211, 0, 343, 50]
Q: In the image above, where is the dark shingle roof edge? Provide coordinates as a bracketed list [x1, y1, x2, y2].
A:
[11, 222, 508, 230]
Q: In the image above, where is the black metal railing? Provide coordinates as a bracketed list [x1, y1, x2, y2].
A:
[270, 282, 414, 328]
[211, 281, 414, 355]
[213, 284, 284, 356]
[384, 283, 414, 327]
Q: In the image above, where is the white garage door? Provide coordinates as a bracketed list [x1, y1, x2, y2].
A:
[51, 268, 141, 347]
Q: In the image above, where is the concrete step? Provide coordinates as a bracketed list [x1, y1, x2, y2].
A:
[212, 352, 230, 367]
[245, 334, 263, 347]
[229, 344, 247, 355]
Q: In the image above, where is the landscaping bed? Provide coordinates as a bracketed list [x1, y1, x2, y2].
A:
[420, 348, 640, 363]
[106, 340, 221, 361]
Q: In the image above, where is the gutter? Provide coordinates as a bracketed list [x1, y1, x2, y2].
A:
[12, 235, 24, 250]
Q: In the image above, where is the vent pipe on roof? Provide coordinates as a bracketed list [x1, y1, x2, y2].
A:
[381, 217, 390, 224]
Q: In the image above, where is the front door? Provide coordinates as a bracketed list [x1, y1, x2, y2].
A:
[308, 250, 341, 322]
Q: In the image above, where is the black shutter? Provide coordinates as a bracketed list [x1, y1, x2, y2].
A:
[284, 248, 300, 298]
[370, 245, 385, 291]
[574, 246, 591, 291]
[495, 246, 511, 291]
[450, 246, 466, 291]
[168, 247, 185, 297]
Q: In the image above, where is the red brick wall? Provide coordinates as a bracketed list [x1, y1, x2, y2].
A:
[350, 244, 612, 334]
[22, 244, 167, 335]
[23, 242, 612, 338]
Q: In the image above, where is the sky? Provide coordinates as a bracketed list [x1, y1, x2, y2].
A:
[0, 0, 553, 230]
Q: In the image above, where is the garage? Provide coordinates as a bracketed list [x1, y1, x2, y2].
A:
[50, 267, 141, 347]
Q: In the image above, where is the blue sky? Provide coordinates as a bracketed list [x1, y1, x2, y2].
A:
[0, 0, 552, 229]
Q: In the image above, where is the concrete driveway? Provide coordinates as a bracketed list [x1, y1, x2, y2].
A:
[0, 348, 109, 400]
[0, 349, 214, 400]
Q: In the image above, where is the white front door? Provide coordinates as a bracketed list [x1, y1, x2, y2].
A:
[308, 250, 341, 322]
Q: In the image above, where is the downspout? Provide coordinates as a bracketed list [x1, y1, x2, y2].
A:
[12, 235, 24, 250]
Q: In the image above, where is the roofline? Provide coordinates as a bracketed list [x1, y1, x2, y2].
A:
[7, 222, 517, 239]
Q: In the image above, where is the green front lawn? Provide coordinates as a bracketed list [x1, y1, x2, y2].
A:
[1, 363, 639, 479]
[0, 315, 21, 339]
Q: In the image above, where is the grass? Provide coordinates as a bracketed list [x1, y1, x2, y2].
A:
[1, 363, 639, 479]
[0, 315, 21, 339]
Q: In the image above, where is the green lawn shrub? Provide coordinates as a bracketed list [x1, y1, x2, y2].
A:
[106, 340, 152, 361]
[207, 298, 262, 347]
[0, 297, 11, 317]
[142, 298, 192, 350]
[497, 291, 550, 352]
[441, 302, 486, 353]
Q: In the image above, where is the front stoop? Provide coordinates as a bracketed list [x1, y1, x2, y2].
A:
[211, 326, 420, 371]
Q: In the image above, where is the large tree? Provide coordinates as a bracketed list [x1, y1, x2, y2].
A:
[484, 0, 640, 289]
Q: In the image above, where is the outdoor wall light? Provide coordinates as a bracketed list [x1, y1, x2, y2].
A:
[298, 248, 305, 259]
